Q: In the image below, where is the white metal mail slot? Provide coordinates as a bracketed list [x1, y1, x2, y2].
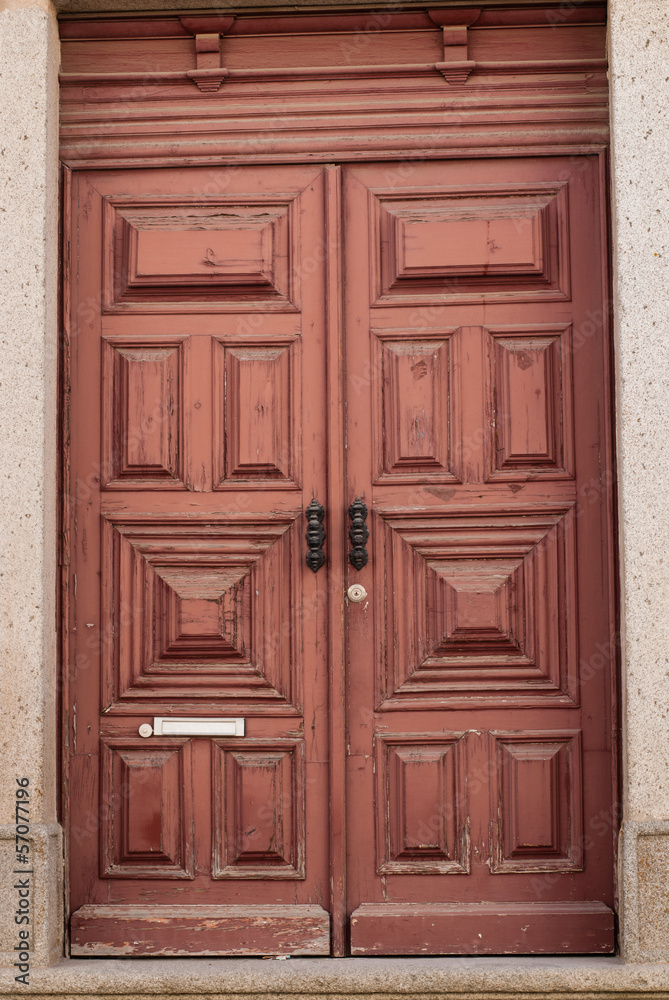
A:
[138, 717, 245, 738]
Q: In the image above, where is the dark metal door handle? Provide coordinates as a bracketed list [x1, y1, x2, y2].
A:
[348, 497, 369, 570]
[305, 498, 326, 572]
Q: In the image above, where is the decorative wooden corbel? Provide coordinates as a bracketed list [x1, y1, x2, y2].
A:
[428, 9, 480, 84]
[180, 15, 235, 93]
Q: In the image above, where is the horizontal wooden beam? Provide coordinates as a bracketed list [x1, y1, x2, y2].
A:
[350, 902, 615, 955]
[71, 904, 331, 956]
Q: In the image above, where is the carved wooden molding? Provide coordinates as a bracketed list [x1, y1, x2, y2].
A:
[181, 15, 234, 92]
[58, 6, 609, 166]
[179, 15, 235, 35]
[429, 8, 480, 84]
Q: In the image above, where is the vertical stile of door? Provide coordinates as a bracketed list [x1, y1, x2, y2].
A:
[597, 149, 620, 832]
[59, 163, 73, 931]
[324, 165, 347, 956]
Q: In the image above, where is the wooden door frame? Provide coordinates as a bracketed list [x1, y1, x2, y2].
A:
[58, 5, 617, 957]
[323, 164, 348, 955]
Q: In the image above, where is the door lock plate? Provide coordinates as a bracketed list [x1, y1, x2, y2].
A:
[347, 584, 368, 603]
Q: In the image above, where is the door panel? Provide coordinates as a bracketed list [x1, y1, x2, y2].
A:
[66, 164, 330, 956]
[343, 158, 616, 954]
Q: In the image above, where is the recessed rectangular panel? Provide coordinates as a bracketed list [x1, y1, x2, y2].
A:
[500, 338, 556, 461]
[486, 327, 574, 479]
[100, 739, 193, 878]
[213, 741, 305, 878]
[376, 736, 468, 874]
[102, 339, 185, 489]
[215, 341, 299, 486]
[491, 731, 583, 872]
[373, 184, 570, 304]
[103, 197, 294, 308]
[378, 339, 452, 478]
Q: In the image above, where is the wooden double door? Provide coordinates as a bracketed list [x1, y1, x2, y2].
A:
[65, 156, 616, 956]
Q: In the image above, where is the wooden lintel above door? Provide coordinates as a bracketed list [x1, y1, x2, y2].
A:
[58, 3, 608, 168]
[58, 5, 606, 36]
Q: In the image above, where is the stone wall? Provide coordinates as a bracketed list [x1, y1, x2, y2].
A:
[0, 0, 62, 969]
[608, 0, 669, 964]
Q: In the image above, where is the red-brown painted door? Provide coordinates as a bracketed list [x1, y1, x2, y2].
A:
[66, 164, 332, 955]
[65, 156, 616, 957]
[343, 157, 616, 954]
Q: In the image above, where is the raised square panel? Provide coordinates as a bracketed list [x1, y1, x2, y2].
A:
[153, 566, 250, 661]
[376, 508, 579, 709]
[213, 339, 301, 488]
[100, 738, 194, 878]
[485, 326, 574, 480]
[101, 515, 301, 713]
[102, 338, 186, 489]
[429, 558, 526, 658]
[212, 740, 305, 879]
[372, 184, 569, 305]
[372, 331, 458, 483]
[376, 735, 469, 875]
[102, 197, 295, 310]
[490, 731, 583, 873]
